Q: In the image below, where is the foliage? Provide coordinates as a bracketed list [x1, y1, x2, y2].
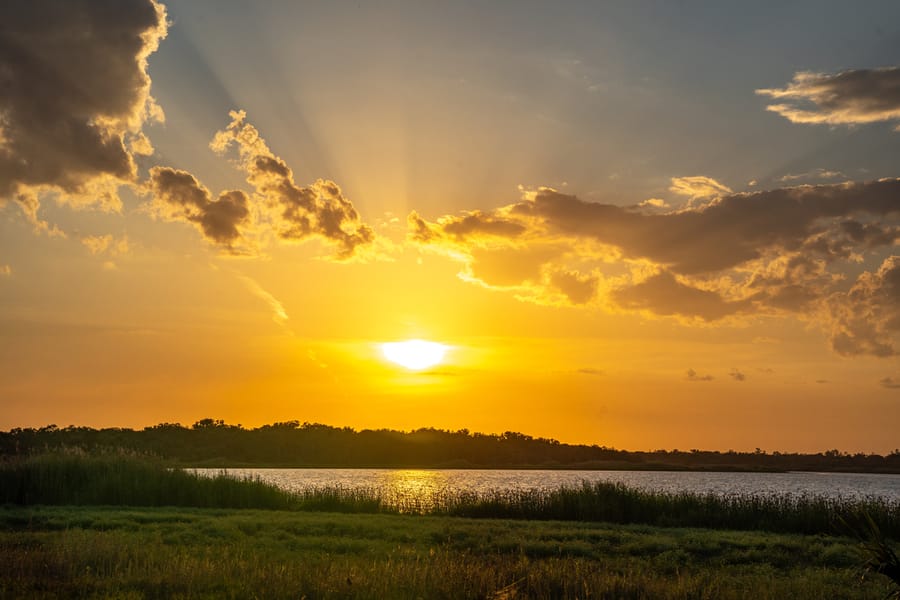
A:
[842, 512, 900, 598]
[3, 420, 900, 472]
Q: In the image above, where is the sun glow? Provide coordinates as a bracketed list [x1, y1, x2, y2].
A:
[381, 339, 448, 370]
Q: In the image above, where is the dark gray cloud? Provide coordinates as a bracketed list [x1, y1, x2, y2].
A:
[0, 0, 167, 213]
[147, 167, 250, 251]
[729, 369, 746, 382]
[757, 67, 900, 130]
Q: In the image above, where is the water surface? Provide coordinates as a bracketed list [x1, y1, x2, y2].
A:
[195, 468, 900, 503]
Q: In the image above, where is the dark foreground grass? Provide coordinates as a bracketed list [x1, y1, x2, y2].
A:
[3, 452, 898, 537]
[1, 505, 895, 599]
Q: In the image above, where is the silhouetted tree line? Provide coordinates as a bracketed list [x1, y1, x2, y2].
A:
[2, 420, 899, 472]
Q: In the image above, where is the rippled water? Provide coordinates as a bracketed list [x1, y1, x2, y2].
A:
[194, 468, 900, 503]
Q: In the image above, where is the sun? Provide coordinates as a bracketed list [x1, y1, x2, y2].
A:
[381, 339, 448, 371]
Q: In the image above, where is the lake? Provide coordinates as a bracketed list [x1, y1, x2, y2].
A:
[195, 468, 900, 504]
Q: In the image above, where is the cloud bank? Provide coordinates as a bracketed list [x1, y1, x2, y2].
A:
[410, 179, 900, 356]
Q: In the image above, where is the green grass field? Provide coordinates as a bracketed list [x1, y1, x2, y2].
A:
[1, 505, 894, 599]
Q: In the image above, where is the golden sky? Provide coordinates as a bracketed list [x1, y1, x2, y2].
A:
[2, 0, 900, 452]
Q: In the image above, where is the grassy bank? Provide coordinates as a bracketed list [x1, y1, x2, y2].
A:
[3, 452, 898, 537]
[1, 505, 894, 599]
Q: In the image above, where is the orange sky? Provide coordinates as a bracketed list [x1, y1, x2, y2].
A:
[2, 1, 900, 452]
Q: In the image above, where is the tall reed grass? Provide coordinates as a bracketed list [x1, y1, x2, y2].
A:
[3, 451, 898, 538]
[0, 450, 295, 509]
[433, 482, 900, 537]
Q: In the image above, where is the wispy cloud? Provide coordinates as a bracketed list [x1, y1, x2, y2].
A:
[235, 274, 289, 326]
[81, 235, 130, 257]
[669, 176, 732, 203]
[577, 368, 603, 376]
[757, 67, 900, 131]
[729, 369, 747, 382]
[638, 198, 669, 210]
[686, 369, 714, 382]
[778, 169, 845, 183]
[879, 376, 900, 389]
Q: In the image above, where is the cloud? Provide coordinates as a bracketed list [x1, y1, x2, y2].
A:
[612, 270, 747, 321]
[81, 234, 129, 257]
[577, 368, 603, 376]
[686, 369, 714, 382]
[639, 198, 669, 209]
[729, 369, 746, 382]
[757, 67, 900, 130]
[139, 111, 379, 260]
[12, 188, 65, 237]
[517, 182, 900, 274]
[0, 0, 167, 220]
[879, 377, 900, 389]
[0, 264, 10, 277]
[0, 4, 374, 262]
[209, 110, 374, 259]
[828, 256, 900, 356]
[669, 176, 732, 204]
[410, 178, 900, 354]
[146, 166, 251, 253]
[235, 274, 289, 325]
[550, 269, 599, 305]
[440, 211, 527, 239]
[778, 169, 845, 183]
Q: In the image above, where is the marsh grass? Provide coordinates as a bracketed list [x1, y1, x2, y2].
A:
[841, 511, 900, 598]
[0, 450, 296, 509]
[3, 452, 899, 538]
[434, 482, 900, 537]
[3, 453, 899, 597]
[1, 506, 894, 599]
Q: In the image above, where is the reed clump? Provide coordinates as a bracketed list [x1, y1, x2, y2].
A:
[0, 450, 295, 509]
[433, 482, 900, 537]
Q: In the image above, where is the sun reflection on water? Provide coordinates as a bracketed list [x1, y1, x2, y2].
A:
[379, 469, 451, 513]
